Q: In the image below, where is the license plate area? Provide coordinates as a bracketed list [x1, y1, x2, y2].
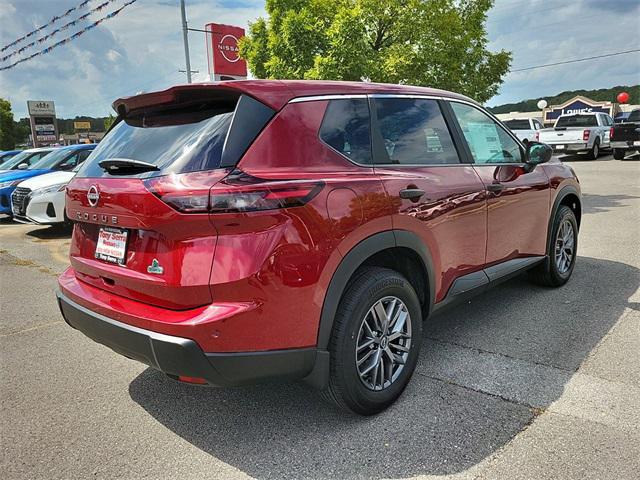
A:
[555, 145, 565, 150]
[95, 227, 128, 265]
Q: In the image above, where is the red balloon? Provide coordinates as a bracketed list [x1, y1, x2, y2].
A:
[617, 92, 630, 104]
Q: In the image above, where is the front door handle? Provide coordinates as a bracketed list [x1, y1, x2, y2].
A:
[486, 183, 505, 193]
[399, 188, 426, 200]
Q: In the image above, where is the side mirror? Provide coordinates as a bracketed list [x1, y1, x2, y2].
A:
[17, 163, 28, 170]
[525, 142, 552, 171]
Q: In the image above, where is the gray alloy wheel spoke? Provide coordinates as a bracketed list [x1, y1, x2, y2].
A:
[555, 219, 575, 274]
[356, 296, 412, 391]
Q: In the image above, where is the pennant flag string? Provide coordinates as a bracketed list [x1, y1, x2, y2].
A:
[0, 0, 137, 72]
[1, 0, 92, 52]
[1, 1, 119, 63]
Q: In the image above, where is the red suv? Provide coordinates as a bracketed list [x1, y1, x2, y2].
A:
[57, 81, 581, 415]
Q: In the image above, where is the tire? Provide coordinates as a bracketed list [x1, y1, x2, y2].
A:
[528, 205, 577, 287]
[586, 139, 600, 160]
[321, 266, 423, 415]
[613, 149, 626, 160]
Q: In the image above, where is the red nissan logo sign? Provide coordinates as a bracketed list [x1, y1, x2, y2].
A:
[218, 34, 240, 63]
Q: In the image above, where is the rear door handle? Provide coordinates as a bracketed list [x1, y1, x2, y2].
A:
[399, 188, 426, 200]
[486, 183, 505, 193]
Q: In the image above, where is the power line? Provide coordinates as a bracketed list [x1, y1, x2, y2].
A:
[510, 49, 640, 72]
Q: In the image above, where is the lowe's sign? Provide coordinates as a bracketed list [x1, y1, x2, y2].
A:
[544, 96, 613, 123]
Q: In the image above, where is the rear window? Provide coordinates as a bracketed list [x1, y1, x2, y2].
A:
[628, 110, 640, 122]
[78, 104, 235, 178]
[555, 115, 597, 128]
[320, 98, 372, 164]
[504, 120, 531, 130]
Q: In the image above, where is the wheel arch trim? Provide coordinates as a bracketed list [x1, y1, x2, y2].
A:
[548, 184, 581, 255]
[315, 230, 435, 352]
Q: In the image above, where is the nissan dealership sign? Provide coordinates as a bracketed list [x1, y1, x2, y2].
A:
[205, 23, 248, 81]
[27, 100, 58, 147]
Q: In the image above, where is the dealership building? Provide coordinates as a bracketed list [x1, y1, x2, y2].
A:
[495, 95, 639, 126]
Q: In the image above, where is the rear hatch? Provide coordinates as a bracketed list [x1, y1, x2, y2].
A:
[66, 87, 275, 310]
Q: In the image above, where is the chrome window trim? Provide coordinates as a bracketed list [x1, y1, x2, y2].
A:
[289, 94, 367, 103]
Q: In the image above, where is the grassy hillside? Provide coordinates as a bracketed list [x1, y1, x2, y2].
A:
[489, 85, 640, 114]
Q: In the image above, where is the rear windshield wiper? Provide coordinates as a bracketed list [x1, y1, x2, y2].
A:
[98, 158, 160, 174]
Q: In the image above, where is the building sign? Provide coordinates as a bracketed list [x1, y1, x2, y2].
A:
[74, 121, 91, 130]
[27, 100, 56, 116]
[544, 96, 613, 123]
[205, 23, 247, 81]
[27, 100, 58, 146]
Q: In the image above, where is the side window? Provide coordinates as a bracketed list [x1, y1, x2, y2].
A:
[27, 153, 44, 166]
[534, 120, 543, 130]
[319, 98, 371, 164]
[77, 149, 92, 164]
[373, 98, 460, 165]
[450, 102, 523, 164]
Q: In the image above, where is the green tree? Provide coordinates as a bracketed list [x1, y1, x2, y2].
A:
[0, 98, 17, 150]
[104, 114, 116, 131]
[239, 0, 511, 102]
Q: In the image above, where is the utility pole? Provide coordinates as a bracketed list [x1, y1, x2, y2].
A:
[180, 0, 192, 83]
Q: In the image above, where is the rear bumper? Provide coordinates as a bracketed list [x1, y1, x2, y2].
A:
[611, 141, 640, 149]
[550, 142, 589, 153]
[57, 290, 317, 386]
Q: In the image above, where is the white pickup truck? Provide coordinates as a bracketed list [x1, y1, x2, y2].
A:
[539, 112, 613, 159]
[503, 118, 544, 144]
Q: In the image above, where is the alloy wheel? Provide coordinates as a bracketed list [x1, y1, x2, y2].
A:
[355, 296, 412, 391]
[555, 219, 575, 274]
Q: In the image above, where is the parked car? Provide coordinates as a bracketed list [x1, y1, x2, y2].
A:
[0, 150, 21, 167]
[539, 112, 613, 159]
[56, 81, 581, 415]
[503, 118, 544, 144]
[610, 109, 640, 160]
[11, 161, 89, 225]
[0, 144, 94, 217]
[0, 147, 55, 172]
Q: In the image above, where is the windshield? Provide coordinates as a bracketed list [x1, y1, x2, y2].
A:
[555, 115, 598, 128]
[504, 120, 531, 130]
[78, 104, 235, 178]
[0, 149, 52, 170]
[31, 148, 77, 170]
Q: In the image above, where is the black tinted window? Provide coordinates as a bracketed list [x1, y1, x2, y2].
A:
[78, 103, 236, 178]
[556, 115, 598, 127]
[320, 99, 371, 164]
[504, 120, 530, 130]
[373, 98, 459, 165]
[628, 110, 640, 122]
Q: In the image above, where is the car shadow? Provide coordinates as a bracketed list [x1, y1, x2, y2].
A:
[25, 224, 72, 239]
[129, 256, 638, 479]
[581, 193, 640, 215]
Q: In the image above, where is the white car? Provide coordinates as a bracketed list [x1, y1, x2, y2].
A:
[11, 170, 76, 225]
[503, 118, 544, 144]
[539, 112, 613, 159]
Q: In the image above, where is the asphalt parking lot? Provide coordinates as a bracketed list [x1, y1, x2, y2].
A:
[1, 155, 639, 480]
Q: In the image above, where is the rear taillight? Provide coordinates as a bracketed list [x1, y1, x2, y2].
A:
[144, 170, 324, 214]
[144, 171, 218, 213]
[209, 180, 324, 213]
[610, 127, 614, 139]
[583, 130, 590, 141]
[535, 132, 539, 142]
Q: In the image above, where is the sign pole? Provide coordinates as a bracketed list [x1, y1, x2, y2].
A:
[180, 0, 192, 84]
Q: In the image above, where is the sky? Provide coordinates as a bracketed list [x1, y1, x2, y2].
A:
[1, 0, 639, 119]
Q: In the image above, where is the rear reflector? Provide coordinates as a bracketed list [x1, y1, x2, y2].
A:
[178, 375, 208, 384]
